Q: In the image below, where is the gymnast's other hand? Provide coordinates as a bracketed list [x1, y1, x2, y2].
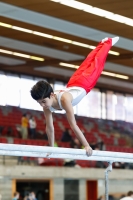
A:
[84, 145, 93, 156]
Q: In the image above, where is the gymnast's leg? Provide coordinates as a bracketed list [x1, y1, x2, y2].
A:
[67, 37, 119, 93]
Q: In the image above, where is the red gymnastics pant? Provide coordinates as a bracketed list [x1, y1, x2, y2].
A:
[66, 38, 112, 93]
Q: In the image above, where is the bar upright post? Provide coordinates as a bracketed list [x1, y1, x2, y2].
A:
[105, 162, 113, 200]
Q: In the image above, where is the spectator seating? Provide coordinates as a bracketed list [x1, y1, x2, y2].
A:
[0, 105, 133, 168]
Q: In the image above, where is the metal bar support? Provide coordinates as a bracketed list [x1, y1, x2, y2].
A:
[105, 162, 113, 200]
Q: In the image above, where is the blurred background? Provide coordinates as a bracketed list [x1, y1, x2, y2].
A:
[0, 0, 133, 200]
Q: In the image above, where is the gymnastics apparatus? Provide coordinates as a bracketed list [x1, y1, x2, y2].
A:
[0, 143, 133, 200]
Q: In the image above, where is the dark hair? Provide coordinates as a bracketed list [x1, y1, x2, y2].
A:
[23, 113, 27, 117]
[127, 191, 133, 196]
[30, 80, 53, 100]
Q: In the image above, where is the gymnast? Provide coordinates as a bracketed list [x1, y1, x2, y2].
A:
[30, 36, 119, 156]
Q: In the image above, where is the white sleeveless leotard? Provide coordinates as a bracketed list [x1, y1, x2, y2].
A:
[49, 86, 86, 112]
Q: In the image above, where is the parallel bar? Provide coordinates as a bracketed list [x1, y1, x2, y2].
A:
[0, 150, 133, 163]
[0, 144, 133, 163]
[0, 143, 133, 158]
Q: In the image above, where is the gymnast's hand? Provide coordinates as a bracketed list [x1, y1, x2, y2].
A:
[84, 145, 93, 156]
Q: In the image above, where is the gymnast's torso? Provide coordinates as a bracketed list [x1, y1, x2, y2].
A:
[49, 86, 86, 112]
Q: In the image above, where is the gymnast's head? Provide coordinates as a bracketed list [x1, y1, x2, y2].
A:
[31, 80, 54, 108]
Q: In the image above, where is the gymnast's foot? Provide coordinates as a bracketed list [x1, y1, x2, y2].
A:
[111, 36, 119, 46]
[102, 36, 119, 46]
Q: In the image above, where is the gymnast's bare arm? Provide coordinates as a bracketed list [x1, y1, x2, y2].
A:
[43, 107, 54, 147]
[61, 92, 92, 156]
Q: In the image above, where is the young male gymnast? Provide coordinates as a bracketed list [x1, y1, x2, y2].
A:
[30, 36, 119, 156]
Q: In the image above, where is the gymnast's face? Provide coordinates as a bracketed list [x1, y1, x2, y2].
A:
[37, 93, 54, 109]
